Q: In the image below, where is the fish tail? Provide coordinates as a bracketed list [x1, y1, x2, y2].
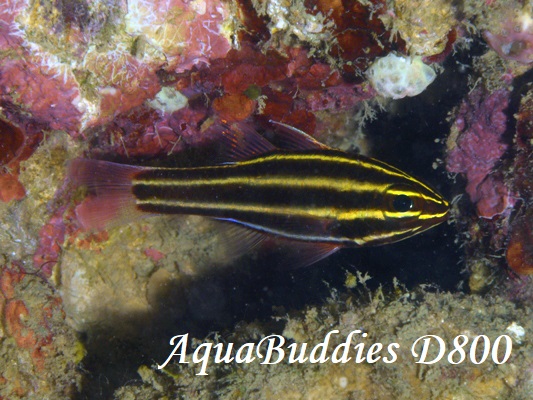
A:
[67, 158, 145, 230]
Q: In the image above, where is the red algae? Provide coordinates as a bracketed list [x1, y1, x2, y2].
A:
[0, 174, 26, 202]
[213, 93, 256, 122]
[0, 118, 27, 202]
[0, 58, 83, 134]
[505, 84, 533, 275]
[314, 0, 398, 75]
[506, 211, 533, 275]
[0, 118, 25, 166]
[144, 248, 166, 263]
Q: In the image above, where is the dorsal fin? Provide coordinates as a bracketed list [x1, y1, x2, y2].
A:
[268, 120, 330, 151]
[214, 122, 277, 162]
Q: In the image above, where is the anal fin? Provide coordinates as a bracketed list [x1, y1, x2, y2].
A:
[272, 239, 340, 269]
[214, 218, 339, 269]
[215, 219, 269, 260]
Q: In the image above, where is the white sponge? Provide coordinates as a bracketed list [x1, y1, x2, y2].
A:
[366, 54, 436, 99]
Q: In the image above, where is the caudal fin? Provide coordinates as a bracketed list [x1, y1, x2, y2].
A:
[67, 158, 145, 230]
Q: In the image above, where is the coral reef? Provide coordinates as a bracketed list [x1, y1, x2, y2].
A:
[0, 0, 233, 132]
[442, 0, 533, 281]
[385, 0, 456, 57]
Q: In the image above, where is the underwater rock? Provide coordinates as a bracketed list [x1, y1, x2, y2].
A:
[385, 0, 457, 57]
[59, 215, 241, 333]
[505, 86, 533, 275]
[462, 0, 533, 81]
[0, 264, 83, 398]
[113, 289, 533, 399]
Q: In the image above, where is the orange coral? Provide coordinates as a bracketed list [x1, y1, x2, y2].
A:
[0, 174, 25, 202]
[213, 93, 256, 122]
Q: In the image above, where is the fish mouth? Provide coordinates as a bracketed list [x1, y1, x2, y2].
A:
[422, 197, 450, 224]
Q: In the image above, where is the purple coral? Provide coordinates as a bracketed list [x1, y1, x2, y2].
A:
[446, 88, 516, 218]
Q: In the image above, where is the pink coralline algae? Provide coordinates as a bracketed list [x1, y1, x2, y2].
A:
[0, 57, 83, 134]
[0, 0, 25, 50]
[33, 208, 67, 277]
[446, 88, 515, 218]
[83, 49, 161, 125]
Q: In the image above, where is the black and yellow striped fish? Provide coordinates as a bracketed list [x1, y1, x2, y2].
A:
[69, 121, 449, 267]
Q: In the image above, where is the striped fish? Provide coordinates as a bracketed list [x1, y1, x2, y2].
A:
[68, 121, 449, 267]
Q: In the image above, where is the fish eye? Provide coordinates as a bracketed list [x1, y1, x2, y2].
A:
[392, 194, 413, 212]
[384, 184, 423, 219]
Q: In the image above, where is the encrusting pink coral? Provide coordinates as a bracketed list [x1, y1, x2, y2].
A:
[446, 88, 515, 218]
